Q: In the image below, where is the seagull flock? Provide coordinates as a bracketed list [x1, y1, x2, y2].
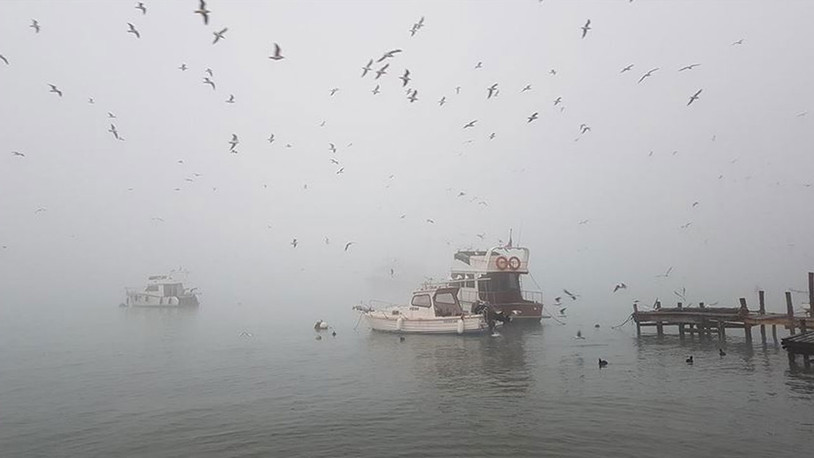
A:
[2, 1, 808, 306]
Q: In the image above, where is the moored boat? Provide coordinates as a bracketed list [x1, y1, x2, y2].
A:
[450, 245, 546, 321]
[124, 273, 199, 307]
[356, 284, 492, 334]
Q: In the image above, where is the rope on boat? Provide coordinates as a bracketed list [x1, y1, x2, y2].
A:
[611, 313, 634, 329]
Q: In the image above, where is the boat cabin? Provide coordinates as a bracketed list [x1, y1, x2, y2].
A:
[450, 246, 544, 319]
[408, 286, 465, 318]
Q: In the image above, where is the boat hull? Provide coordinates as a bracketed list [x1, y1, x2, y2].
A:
[365, 314, 488, 334]
[126, 294, 199, 307]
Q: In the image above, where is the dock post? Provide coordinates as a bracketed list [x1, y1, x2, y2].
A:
[786, 292, 796, 335]
[745, 324, 752, 343]
[699, 301, 705, 309]
[772, 324, 778, 344]
[678, 323, 685, 339]
[758, 290, 765, 315]
[633, 303, 641, 337]
[656, 321, 664, 337]
[760, 324, 767, 344]
[809, 272, 814, 317]
[788, 351, 796, 365]
[718, 321, 726, 341]
[739, 297, 749, 315]
[801, 319, 808, 333]
[739, 298, 752, 343]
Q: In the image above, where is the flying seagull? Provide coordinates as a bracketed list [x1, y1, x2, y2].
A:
[657, 266, 673, 278]
[407, 89, 418, 103]
[344, 242, 354, 252]
[212, 28, 227, 44]
[527, 112, 539, 123]
[48, 84, 62, 97]
[0, 54, 9, 65]
[194, 0, 210, 25]
[375, 63, 389, 79]
[475, 61, 483, 69]
[228, 134, 239, 151]
[489, 132, 496, 139]
[108, 124, 120, 140]
[226, 94, 235, 103]
[377, 49, 402, 62]
[31, 19, 40, 33]
[613, 283, 627, 293]
[687, 89, 702, 106]
[553, 96, 562, 106]
[34, 207, 47, 214]
[179, 63, 187, 71]
[620, 64, 634, 73]
[329, 88, 339, 96]
[487, 83, 498, 99]
[679, 63, 701, 71]
[463, 120, 477, 129]
[11, 151, 25, 157]
[135, 2, 147, 15]
[127, 22, 140, 38]
[107, 112, 116, 118]
[267, 134, 275, 143]
[361, 59, 373, 77]
[399, 69, 411, 87]
[203, 77, 215, 90]
[521, 84, 532, 92]
[439, 96, 446, 106]
[372, 84, 380, 95]
[731, 38, 744, 46]
[426, 219, 435, 224]
[205, 68, 213, 77]
[336, 167, 344, 175]
[581, 19, 591, 38]
[638, 68, 659, 83]
[269, 43, 284, 60]
[291, 238, 298, 248]
[563, 289, 579, 300]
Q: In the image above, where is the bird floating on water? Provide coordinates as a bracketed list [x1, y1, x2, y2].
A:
[686, 356, 694, 364]
[598, 358, 608, 367]
[719, 349, 726, 357]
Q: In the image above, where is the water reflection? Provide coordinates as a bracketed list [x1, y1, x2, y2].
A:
[365, 324, 538, 397]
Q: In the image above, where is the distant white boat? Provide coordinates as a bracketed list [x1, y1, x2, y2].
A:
[124, 273, 199, 307]
[356, 284, 492, 335]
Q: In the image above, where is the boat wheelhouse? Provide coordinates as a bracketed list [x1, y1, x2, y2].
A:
[451, 246, 546, 321]
[124, 274, 200, 307]
[357, 284, 490, 334]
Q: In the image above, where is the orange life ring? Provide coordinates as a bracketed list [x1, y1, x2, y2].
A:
[508, 256, 521, 270]
[495, 256, 508, 270]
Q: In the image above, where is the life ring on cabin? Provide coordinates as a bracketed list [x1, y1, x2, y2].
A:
[508, 256, 521, 270]
[495, 256, 509, 270]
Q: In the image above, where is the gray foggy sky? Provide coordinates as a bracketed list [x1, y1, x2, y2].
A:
[1, 0, 813, 318]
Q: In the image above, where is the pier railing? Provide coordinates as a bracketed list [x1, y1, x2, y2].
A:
[458, 289, 543, 305]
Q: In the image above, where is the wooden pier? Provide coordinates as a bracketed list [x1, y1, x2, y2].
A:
[632, 272, 814, 346]
[781, 331, 814, 368]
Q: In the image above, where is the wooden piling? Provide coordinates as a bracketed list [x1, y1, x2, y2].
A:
[809, 272, 814, 317]
[699, 301, 705, 309]
[656, 321, 664, 336]
[772, 324, 778, 343]
[760, 324, 767, 344]
[745, 324, 753, 343]
[678, 323, 685, 339]
[759, 290, 765, 315]
[786, 292, 796, 335]
[739, 297, 748, 315]
[634, 303, 641, 337]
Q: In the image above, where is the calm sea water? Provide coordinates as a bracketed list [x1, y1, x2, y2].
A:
[1, 303, 813, 458]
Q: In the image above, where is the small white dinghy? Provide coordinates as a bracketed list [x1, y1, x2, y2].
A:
[356, 284, 489, 335]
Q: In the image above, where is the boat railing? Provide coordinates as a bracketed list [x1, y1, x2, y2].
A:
[458, 289, 543, 305]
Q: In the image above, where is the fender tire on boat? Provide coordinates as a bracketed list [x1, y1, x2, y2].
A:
[495, 256, 508, 270]
[508, 256, 521, 270]
[396, 316, 404, 331]
[457, 318, 465, 334]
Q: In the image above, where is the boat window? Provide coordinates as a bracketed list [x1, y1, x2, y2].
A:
[465, 274, 475, 288]
[433, 292, 463, 317]
[146, 285, 159, 292]
[411, 294, 431, 307]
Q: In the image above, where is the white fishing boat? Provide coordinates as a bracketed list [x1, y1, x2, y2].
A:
[356, 284, 500, 334]
[450, 244, 547, 321]
[124, 273, 199, 307]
